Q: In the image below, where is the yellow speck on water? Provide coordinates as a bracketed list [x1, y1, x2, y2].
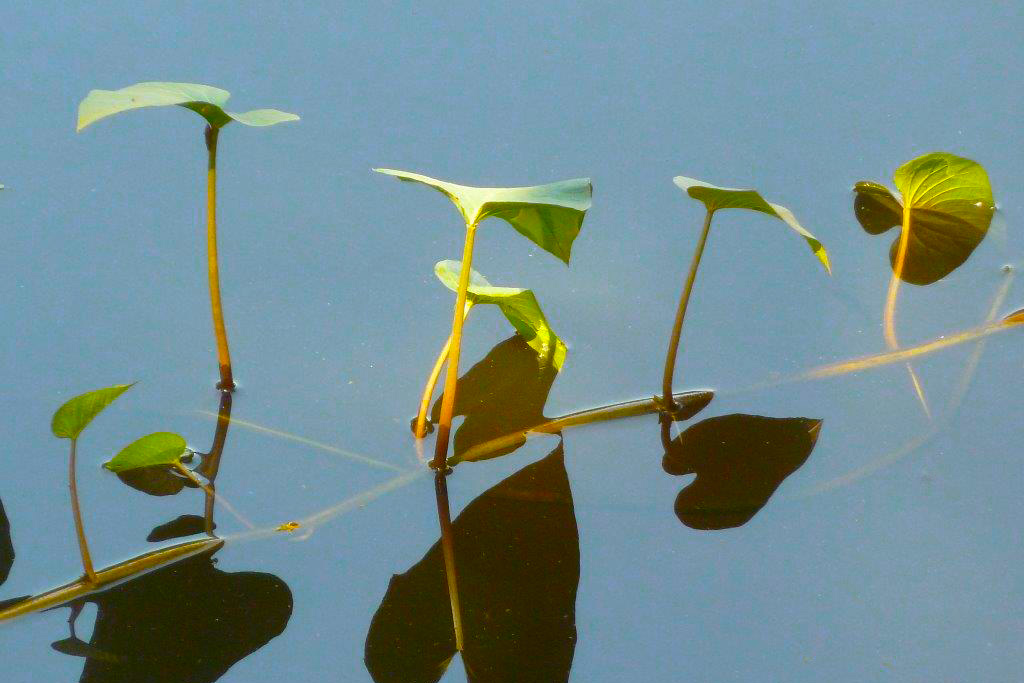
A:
[275, 521, 301, 532]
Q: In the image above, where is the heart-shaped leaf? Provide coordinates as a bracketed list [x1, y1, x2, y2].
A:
[853, 153, 994, 285]
[77, 82, 300, 132]
[51, 384, 135, 440]
[663, 414, 822, 529]
[436, 260, 567, 369]
[375, 169, 591, 264]
[673, 176, 831, 274]
[104, 432, 188, 473]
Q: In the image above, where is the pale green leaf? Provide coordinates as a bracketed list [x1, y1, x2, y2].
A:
[77, 81, 299, 131]
[436, 260, 567, 370]
[104, 432, 188, 473]
[673, 176, 831, 274]
[375, 169, 591, 264]
[51, 384, 135, 440]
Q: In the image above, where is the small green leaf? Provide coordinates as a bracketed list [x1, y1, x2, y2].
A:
[77, 81, 299, 132]
[435, 260, 567, 370]
[854, 153, 995, 285]
[104, 432, 188, 473]
[375, 169, 591, 264]
[673, 175, 831, 274]
[51, 384, 135, 440]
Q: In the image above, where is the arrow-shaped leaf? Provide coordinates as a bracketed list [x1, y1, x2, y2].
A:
[52, 384, 135, 440]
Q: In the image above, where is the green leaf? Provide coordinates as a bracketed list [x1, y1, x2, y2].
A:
[854, 153, 995, 285]
[104, 432, 188, 473]
[375, 169, 591, 264]
[77, 81, 299, 132]
[51, 384, 135, 440]
[673, 175, 831, 274]
[436, 260, 567, 369]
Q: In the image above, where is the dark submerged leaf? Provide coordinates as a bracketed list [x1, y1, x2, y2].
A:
[0, 497, 12, 586]
[147, 515, 213, 542]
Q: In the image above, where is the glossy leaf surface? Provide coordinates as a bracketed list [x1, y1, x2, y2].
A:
[436, 260, 567, 369]
[51, 384, 134, 440]
[854, 153, 994, 285]
[104, 432, 188, 473]
[674, 175, 831, 274]
[375, 169, 591, 263]
[77, 81, 299, 131]
[663, 414, 821, 529]
[366, 445, 579, 682]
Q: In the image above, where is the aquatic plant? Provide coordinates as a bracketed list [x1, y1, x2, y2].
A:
[77, 82, 299, 390]
[661, 176, 830, 415]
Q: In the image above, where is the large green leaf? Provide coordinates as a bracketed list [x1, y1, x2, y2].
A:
[104, 432, 188, 473]
[375, 169, 591, 264]
[77, 81, 299, 132]
[673, 175, 831, 274]
[854, 153, 994, 285]
[435, 260, 567, 369]
[51, 384, 135, 440]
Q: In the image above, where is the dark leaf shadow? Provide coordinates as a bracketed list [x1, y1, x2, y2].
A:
[146, 514, 214, 543]
[663, 414, 822, 530]
[365, 443, 579, 682]
[430, 335, 558, 461]
[0, 497, 12, 586]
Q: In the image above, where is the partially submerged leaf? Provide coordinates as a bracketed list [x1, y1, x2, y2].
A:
[104, 432, 188, 473]
[854, 153, 994, 285]
[673, 175, 831, 274]
[77, 81, 299, 132]
[663, 414, 821, 529]
[375, 169, 591, 263]
[436, 260, 567, 369]
[51, 384, 135, 440]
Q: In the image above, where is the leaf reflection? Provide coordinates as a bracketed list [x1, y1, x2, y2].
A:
[365, 443, 579, 682]
[429, 335, 558, 461]
[0, 497, 12, 586]
[663, 414, 822, 530]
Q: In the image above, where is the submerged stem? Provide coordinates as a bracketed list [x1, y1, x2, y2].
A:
[201, 390, 233, 534]
[430, 223, 478, 469]
[205, 125, 234, 391]
[661, 209, 715, 411]
[414, 334, 453, 439]
[434, 470, 465, 651]
[68, 439, 97, 584]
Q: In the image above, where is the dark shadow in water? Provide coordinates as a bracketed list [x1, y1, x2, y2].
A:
[430, 335, 558, 461]
[662, 414, 822, 530]
[147, 514, 215, 542]
[0, 496, 13, 586]
[853, 183, 992, 286]
[366, 443, 579, 682]
[54, 546, 291, 683]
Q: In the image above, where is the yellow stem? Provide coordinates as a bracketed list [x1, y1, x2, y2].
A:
[68, 439, 97, 584]
[414, 334, 453, 438]
[205, 125, 234, 391]
[430, 224, 478, 469]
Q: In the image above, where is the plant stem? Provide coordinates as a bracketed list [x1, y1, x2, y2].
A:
[205, 125, 234, 392]
[68, 439, 97, 584]
[414, 334, 453, 438]
[201, 390, 232, 534]
[430, 223, 478, 469]
[661, 208, 715, 412]
[434, 469, 465, 651]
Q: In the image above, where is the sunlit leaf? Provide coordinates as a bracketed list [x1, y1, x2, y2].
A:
[436, 260, 567, 369]
[366, 444, 578, 683]
[854, 153, 994, 285]
[674, 175, 831, 274]
[375, 169, 591, 263]
[51, 384, 134, 440]
[77, 81, 299, 132]
[103, 432, 188, 473]
[663, 414, 822, 529]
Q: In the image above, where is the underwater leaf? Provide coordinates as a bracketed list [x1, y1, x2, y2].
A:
[365, 444, 578, 683]
[117, 466, 193, 497]
[375, 169, 591, 263]
[77, 81, 299, 131]
[854, 153, 994, 285]
[663, 414, 821, 530]
[673, 176, 831, 274]
[104, 432, 188, 473]
[51, 384, 135, 440]
[435, 260, 567, 369]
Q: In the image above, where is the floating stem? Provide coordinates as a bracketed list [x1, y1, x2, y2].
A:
[430, 223, 478, 469]
[434, 470, 465, 650]
[661, 209, 715, 412]
[68, 439, 97, 584]
[205, 125, 234, 391]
